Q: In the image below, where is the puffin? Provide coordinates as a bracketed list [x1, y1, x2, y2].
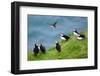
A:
[73, 28, 85, 40]
[50, 21, 58, 29]
[73, 28, 80, 36]
[56, 41, 61, 52]
[77, 34, 85, 40]
[40, 44, 46, 54]
[33, 44, 40, 56]
[60, 33, 70, 41]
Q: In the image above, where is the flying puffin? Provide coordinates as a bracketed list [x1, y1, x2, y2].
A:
[33, 44, 40, 56]
[73, 28, 80, 36]
[56, 41, 61, 52]
[60, 33, 70, 41]
[50, 21, 58, 29]
[40, 44, 46, 54]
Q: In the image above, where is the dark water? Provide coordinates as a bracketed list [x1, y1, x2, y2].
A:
[28, 15, 88, 51]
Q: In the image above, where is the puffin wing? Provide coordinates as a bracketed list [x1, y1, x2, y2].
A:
[63, 35, 70, 40]
[56, 44, 61, 52]
[79, 34, 85, 38]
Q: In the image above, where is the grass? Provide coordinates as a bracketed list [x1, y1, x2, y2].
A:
[28, 32, 88, 61]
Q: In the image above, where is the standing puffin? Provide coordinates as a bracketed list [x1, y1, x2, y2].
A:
[56, 41, 61, 52]
[40, 44, 46, 54]
[60, 33, 70, 41]
[73, 28, 85, 40]
[50, 21, 58, 29]
[33, 44, 40, 56]
[73, 28, 80, 36]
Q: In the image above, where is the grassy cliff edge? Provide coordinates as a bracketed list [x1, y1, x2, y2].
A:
[28, 32, 88, 61]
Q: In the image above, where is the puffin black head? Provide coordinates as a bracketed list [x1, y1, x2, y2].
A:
[35, 44, 37, 47]
[73, 28, 77, 32]
[35, 43, 38, 47]
[33, 43, 40, 56]
[39, 43, 46, 54]
[60, 33, 64, 36]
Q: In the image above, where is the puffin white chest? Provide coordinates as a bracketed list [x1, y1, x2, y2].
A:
[60, 36, 66, 40]
[38, 46, 40, 50]
[50, 25, 54, 28]
[73, 32, 80, 36]
[77, 36, 84, 40]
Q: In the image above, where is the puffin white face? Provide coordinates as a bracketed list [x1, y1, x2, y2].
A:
[73, 28, 76, 32]
[50, 25, 53, 28]
[56, 41, 58, 43]
[36, 43, 40, 50]
[60, 33, 63, 36]
[35, 43, 38, 46]
[73, 32, 80, 36]
[60, 37, 66, 40]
